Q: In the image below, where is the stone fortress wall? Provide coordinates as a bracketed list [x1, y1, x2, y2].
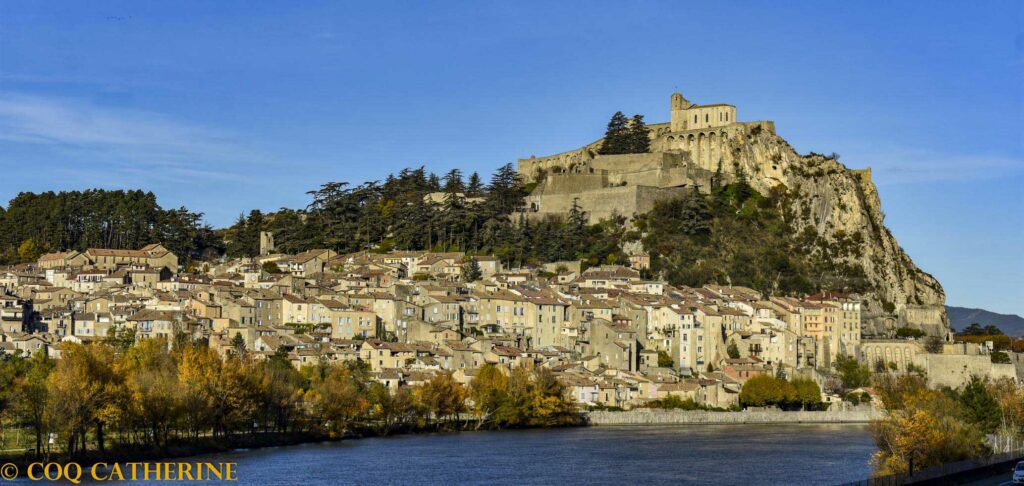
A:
[517, 91, 780, 224]
[858, 339, 1020, 389]
[859, 339, 923, 372]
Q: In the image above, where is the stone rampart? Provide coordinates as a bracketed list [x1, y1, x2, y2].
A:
[525, 184, 688, 224]
[586, 408, 881, 425]
[914, 353, 1019, 389]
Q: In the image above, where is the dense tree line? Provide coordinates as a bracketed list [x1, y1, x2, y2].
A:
[223, 165, 627, 269]
[0, 340, 579, 460]
[0, 190, 221, 265]
[956, 323, 1005, 336]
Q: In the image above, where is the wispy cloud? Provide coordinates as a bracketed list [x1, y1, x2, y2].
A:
[850, 146, 1023, 185]
[0, 92, 259, 183]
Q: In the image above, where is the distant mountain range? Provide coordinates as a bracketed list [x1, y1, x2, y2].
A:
[946, 306, 1024, 337]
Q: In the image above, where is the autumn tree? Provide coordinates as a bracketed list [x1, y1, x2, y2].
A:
[419, 371, 466, 426]
[469, 364, 510, 428]
[870, 375, 988, 476]
[14, 352, 54, 456]
[177, 343, 220, 439]
[117, 338, 181, 450]
[739, 375, 795, 409]
[791, 378, 823, 410]
[47, 343, 119, 456]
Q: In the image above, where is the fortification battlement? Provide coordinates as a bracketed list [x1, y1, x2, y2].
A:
[517, 90, 782, 224]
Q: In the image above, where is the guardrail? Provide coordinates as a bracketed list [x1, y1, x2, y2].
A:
[839, 449, 1024, 486]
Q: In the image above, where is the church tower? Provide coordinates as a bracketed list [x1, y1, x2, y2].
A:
[670, 91, 691, 111]
[670, 91, 692, 131]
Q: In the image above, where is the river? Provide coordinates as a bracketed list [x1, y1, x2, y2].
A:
[159, 424, 875, 485]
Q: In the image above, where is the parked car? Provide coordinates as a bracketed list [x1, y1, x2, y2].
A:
[1013, 460, 1024, 485]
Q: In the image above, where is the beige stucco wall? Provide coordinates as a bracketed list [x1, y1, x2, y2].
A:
[671, 104, 737, 132]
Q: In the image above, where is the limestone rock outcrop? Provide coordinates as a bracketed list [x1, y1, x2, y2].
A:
[728, 123, 948, 336]
[517, 91, 949, 336]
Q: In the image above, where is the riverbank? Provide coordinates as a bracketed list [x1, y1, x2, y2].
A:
[587, 408, 882, 425]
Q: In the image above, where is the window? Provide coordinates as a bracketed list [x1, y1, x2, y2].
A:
[705, 114, 709, 122]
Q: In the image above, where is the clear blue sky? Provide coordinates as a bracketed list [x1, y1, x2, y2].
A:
[1, 1, 1021, 315]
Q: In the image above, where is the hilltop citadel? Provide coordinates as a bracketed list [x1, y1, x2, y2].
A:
[519, 92, 779, 223]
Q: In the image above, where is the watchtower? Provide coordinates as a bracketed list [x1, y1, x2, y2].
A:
[259, 231, 275, 256]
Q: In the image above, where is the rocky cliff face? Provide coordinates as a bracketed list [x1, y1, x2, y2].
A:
[726, 123, 949, 336]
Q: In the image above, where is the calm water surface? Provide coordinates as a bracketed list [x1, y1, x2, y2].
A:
[165, 424, 876, 485]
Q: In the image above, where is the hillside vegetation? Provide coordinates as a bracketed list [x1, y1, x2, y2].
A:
[635, 177, 869, 296]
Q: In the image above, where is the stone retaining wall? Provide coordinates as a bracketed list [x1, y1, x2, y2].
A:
[587, 409, 881, 426]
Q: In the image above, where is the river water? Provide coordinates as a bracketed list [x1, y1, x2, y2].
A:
[162, 424, 875, 485]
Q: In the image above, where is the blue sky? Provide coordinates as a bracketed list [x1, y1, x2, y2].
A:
[0, 1, 1021, 315]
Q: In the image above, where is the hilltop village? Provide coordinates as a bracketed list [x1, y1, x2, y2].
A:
[1, 238, 1019, 411]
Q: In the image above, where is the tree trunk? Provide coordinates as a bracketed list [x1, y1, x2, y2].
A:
[96, 422, 105, 453]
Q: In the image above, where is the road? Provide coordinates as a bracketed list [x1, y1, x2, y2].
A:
[963, 472, 1018, 486]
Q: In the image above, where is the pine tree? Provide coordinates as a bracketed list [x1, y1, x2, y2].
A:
[564, 198, 588, 257]
[443, 169, 464, 194]
[466, 172, 484, 196]
[679, 191, 712, 237]
[627, 114, 651, 153]
[464, 258, 482, 282]
[231, 333, 246, 356]
[226, 214, 250, 258]
[598, 111, 630, 155]
[485, 164, 523, 216]
[958, 376, 1001, 434]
